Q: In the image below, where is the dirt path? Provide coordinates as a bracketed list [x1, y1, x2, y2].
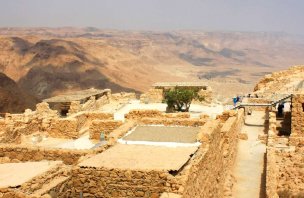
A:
[232, 111, 267, 198]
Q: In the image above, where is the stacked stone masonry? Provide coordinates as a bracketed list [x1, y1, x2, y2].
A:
[182, 109, 244, 198]
[89, 120, 123, 140]
[60, 109, 244, 198]
[291, 94, 304, 137]
[265, 94, 304, 198]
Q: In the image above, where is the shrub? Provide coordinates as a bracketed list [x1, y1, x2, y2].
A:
[164, 87, 204, 112]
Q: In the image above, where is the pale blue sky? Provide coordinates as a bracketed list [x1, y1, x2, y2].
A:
[0, 0, 303, 34]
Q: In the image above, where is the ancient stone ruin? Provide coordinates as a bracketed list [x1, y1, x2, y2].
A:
[0, 77, 303, 198]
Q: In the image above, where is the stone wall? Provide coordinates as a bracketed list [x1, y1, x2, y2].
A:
[66, 167, 183, 197]
[266, 146, 304, 198]
[72, 111, 114, 129]
[48, 118, 79, 139]
[125, 110, 190, 120]
[107, 120, 137, 145]
[182, 109, 244, 198]
[1, 104, 115, 142]
[0, 144, 93, 165]
[244, 98, 272, 112]
[265, 100, 304, 197]
[0, 103, 59, 143]
[291, 94, 304, 137]
[139, 118, 206, 127]
[89, 120, 123, 140]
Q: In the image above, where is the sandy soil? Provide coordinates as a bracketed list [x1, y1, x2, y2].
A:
[123, 126, 199, 143]
[232, 111, 266, 198]
[79, 144, 198, 171]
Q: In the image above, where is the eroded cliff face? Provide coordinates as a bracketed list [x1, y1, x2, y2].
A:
[254, 65, 304, 95]
[0, 72, 39, 113]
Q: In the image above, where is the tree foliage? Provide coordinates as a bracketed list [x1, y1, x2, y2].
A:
[164, 87, 204, 112]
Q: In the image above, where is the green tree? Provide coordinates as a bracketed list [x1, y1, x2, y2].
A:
[164, 87, 204, 112]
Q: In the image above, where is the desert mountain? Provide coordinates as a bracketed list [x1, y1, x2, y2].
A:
[0, 72, 39, 113]
[0, 27, 304, 103]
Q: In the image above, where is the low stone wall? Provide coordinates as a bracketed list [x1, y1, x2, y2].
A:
[139, 118, 205, 127]
[244, 98, 272, 112]
[65, 167, 183, 197]
[265, 148, 278, 198]
[48, 118, 79, 139]
[89, 120, 123, 140]
[0, 144, 93, 165]
[216, 110, 237, 122]
[71, 111, 114, 133]
[107, 120, 137, 145]
[182, 109, 244, 198]
[125, 110, 190, 120]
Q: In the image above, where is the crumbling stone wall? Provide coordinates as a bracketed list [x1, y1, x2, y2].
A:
[0, 103, 59, 143]
[89, 120, 123, 140]
[182, 109, 244, 198]
[291, 94, 304, 137]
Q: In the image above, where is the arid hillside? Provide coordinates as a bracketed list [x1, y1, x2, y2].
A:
[0, 27, 304, 102]
[254, 65, 304, 96]
[0, 72, 39, 113]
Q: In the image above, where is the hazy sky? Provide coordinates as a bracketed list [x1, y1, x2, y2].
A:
[0, 0, 303, 35]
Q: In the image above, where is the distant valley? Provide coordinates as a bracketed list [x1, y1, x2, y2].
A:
[0, 27, 304, 112]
